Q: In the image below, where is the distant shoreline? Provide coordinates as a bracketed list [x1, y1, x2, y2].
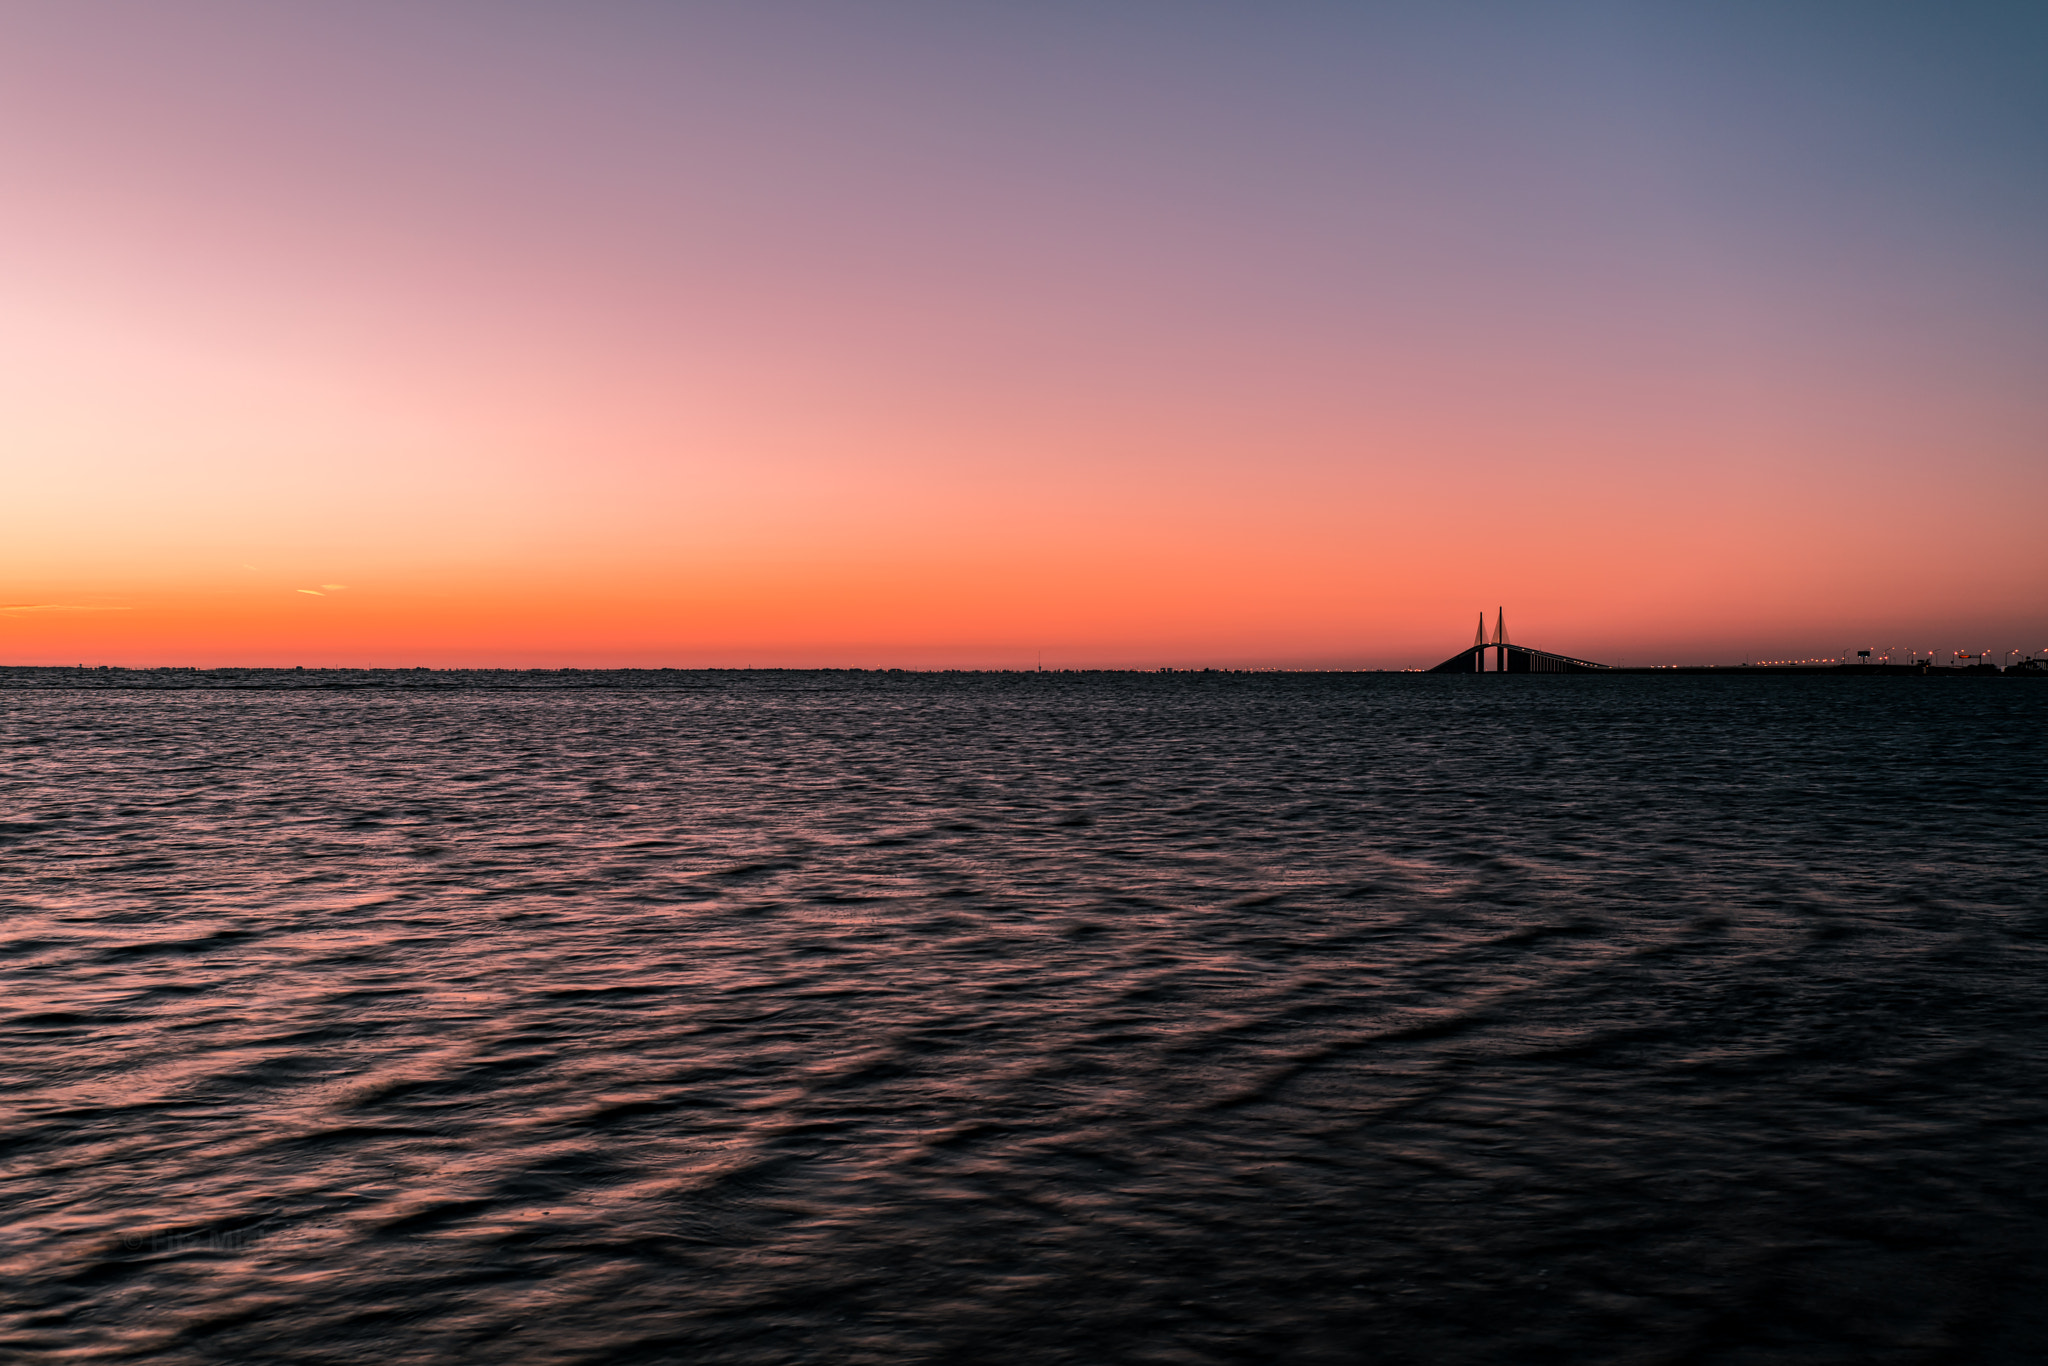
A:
[3, 663, 2040, 688]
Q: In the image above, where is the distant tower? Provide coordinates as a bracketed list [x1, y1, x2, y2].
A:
[1475, 612, 1487, 670]
[1494, 607, 1508, 672]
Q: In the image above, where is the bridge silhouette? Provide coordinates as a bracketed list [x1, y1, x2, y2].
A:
[1428, 609, 1612, 673]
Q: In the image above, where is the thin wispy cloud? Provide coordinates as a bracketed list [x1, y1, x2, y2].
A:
[296, 589, 326, 596]
[0, 604, 132, 616]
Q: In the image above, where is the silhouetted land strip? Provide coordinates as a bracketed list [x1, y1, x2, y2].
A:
[2, 663, 2040, 690]
[1609, 663, 2033, 675]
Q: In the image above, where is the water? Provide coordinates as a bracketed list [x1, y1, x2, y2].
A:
[4, 671, 2045, 1365]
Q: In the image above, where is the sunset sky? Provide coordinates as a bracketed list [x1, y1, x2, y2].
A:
[4, 1, 2043, 669]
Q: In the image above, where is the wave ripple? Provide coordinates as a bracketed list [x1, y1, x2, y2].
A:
[3, 673, 2045, 1364]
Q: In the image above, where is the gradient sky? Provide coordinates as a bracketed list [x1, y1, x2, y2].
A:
[4, 1, 2044, 668]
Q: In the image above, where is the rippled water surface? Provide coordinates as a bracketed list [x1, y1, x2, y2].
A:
[5, 671, 2046, 1365]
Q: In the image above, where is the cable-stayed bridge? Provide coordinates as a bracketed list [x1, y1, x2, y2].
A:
[1427, 609, 1612, 673]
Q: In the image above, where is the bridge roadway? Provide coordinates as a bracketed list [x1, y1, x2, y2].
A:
[1427, 643, 1612, 673]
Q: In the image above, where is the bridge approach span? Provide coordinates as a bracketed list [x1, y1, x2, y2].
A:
[1427, 644, 1613, 673]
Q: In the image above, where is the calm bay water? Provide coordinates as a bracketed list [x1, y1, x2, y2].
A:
[4, 670, 2045, 1364]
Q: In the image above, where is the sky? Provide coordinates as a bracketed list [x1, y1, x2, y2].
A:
[3, 0, 2044, 669]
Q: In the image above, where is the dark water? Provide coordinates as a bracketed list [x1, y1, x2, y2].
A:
[5, 671, 2046, 1365]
